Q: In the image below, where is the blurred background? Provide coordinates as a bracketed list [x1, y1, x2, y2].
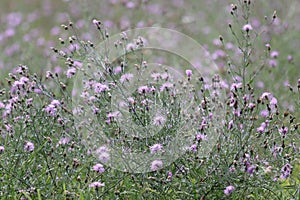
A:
[0, 0, 299, 110]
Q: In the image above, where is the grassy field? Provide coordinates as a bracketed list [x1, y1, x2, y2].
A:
[0, 0, 299, 199]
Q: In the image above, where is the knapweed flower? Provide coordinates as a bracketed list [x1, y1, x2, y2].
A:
[185, 69, 192, 77]
[230, 82, 242, 91]
[138, 85, 149, 94]
[288, 55, 293, 62]
[246, 165, 256, 176]
[242, 24, 253, 32]
[45, 100, 60, 116]
[149, 143, 163, 153]
[167, 171, 173, 179]
[279, 126, 288, 137]
[260, 92, 271, 99]
[280, 163, 292, 180]
[66, 67, 76, 78]
[120, 73, 133, 83]
[257, 121, 268, 133]
[97, 146, 110, 163]
[151, 160, 163, 171]
[89, 181, 105, 188]
[151, 72, 161, 81]
[196, 133, 207, 141]
[93, 82, 110, 93]
[57, 137, 71, 147]
[271, 51, 279, 58]
[248, 102, 255, 109]
[0, 146, 4, 153]
[92, 19, 101, 27]
[224, 185, 235, 196]
[269, 59, 278, 67]
[51, 99, 60, 106]
[190, 144, 197, 152]
[24, 142, 34, 152]
[260, 109, 269, 117]
[153, 115, 166, 126]
[92, 163, 105, 173]
[113, 66, 122, 74]
[73, 61, 83, 68]
[160, 82, 173, 92]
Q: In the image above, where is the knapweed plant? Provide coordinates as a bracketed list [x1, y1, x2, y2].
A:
[0, 0, 299, 199]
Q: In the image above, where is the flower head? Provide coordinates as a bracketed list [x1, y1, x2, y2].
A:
[151, 160, 163, 171]
[149, 143, 163, 153]
[66, 67, 76, 78]
[224, 185, 235, 196]
[120, 73, 134, 83]
[24, 142, 34, 152]
[185, 69, 192, 77]
[279, 126, 288, 137]
[92, 163, 105, 173]
[0, 146, 4, 153]
[89, 181, 105, 188]
[243, 24, 253, 32]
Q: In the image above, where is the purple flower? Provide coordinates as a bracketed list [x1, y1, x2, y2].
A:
[92, 19, 101, 27]
[196, 133, 207, 141]
[151, 72, 161, 81]
[0, 146, 4, 153]
[185, 69, 192, 77]
[51, 100, 60, 106]
[57, 137, 71, 146]
[242, 24, 253, 31]
[280, 163, 292, 180]
[138, 85, 149, 94]
[126, 43, 136, 51]
[271, 51, 279, 58]
[45, 104, 56, 116]
[73, 61, 83, 68]
[66, 67, 76, 78]
[151, 160, 163, 171]
[248, 102, 255, 109]
[167, 171, 173, 178]
[224, 185, 235, 196]
[247, 165, 256, 176]
[92, 163, 105, 173]
[24, 142, 34, 152]
[150, 143, 163, 153]
[89, 181, 105, 188]
[120, 73, 133, 83]
[93, 83, 110, 93]
[113, 66, 122, 74]
[270, 97, 277, 106]
[257, 121, 268, 133]
[260, 109, 269, 117]
[260, 92, 271, 100]
[230, 82, 242, 91]
[279, 126, 288, 137]
[228, 120, 234, 129]
[97, 146, 110, 163]
[153, 115, 166, 126]
[269, 59, 278, 67]
[190, 144, 197, 152]
[160, 82, 173, 92]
